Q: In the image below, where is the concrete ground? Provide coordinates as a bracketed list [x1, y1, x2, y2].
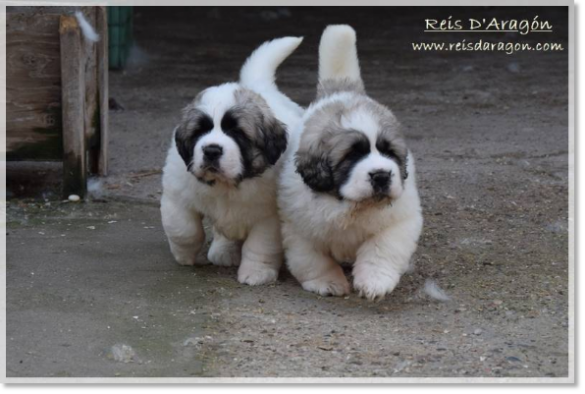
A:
[6, 7, 569, 378]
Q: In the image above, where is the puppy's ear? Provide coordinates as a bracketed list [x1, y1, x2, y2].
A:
[295, 150, 335, 192]
[175, 124, 195, 169]
[260, 116, 288, 166]
[174, 108, 214, 170]
[402, 165, 409, 181]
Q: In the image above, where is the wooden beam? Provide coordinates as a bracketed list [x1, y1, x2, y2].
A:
[59, 15, 86, 198]
[81, 8, 99, 175]
[97, 6, 109, 176]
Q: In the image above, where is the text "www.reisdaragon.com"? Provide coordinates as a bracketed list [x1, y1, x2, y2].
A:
[412, 40, 564, 55]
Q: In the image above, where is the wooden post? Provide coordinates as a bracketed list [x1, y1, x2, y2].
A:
[59, 15, 86, 198]
[6, 12, 63, 161]
[97, 6, 109, 176]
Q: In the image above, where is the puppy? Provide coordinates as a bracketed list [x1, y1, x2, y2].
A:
[161, 36, 304, 285]
[278, 25, 423, 300]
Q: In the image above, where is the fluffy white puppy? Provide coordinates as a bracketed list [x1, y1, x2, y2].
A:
[278, 25, 423, 300]
[161, 37, 304, 286]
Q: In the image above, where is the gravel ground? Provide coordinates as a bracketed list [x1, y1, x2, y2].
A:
[6, 6, 570, 378]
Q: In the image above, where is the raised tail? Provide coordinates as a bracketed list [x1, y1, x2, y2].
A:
[239, 36, 303, 90]
[318, 25, 361, 82]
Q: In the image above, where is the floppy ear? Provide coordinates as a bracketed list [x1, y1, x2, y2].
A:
[389, 145, 409, 182]
[401, 164, 409, 181]
[260, 116, 288, 166]
[294, 150, 335, 192]
[175, 124, 196, 169]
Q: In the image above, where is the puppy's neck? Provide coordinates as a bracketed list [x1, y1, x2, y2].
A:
[348, 197, 392, 218]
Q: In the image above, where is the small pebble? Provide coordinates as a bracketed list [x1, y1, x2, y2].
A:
[507, 62, 521, 73]
[68, 194, 81, 202]
[183, 337, 201, 346]
[109, 344, 137, 363]
[473, 328, 483, 335]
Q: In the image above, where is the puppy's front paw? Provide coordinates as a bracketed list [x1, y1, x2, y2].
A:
[207, 239, 241, 267]
[237, 263, 278, 286]
[169, 242, 204, 266]
[301, 269, 350, 297]
[352, 266, 400, 301]
[175, 255, 197, 266]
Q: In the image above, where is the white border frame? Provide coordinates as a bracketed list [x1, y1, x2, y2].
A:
[0, 0, 576, 384]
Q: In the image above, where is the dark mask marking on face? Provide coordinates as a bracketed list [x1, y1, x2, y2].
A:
[376, 137, 408, 180]
[296, 129, 370, 199]
[221, 110, 257, 181]
[333, 134, 371, 197]
[221, 91, 288, 183]
[175, 108, 214, 170]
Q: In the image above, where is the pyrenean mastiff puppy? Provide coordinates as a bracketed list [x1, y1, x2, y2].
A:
[278, 25, 423, 300]
[161, 37, 303, 285]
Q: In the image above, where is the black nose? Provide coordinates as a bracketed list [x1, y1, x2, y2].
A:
[369, 170, 391, 190]
[202, 144, 223, 161]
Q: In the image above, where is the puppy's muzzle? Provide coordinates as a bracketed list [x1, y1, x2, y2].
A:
[369, 170, 391, 194]
[202, 144, 223, 168]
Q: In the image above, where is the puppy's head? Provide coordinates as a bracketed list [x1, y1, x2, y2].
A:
[175, 83, 287, 186]
[295, 96, 408, 203]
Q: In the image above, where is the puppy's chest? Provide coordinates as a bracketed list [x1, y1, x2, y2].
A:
[315, 209, 393, 263]
[325, 226, 368, 263]
[198, 189, 276, 241]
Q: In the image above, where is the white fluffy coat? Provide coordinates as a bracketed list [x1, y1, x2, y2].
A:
[161, 37, 303, 286]
[278, 25, 423, 299]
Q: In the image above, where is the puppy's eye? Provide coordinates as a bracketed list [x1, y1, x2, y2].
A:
[221, 111, 238, 132]
[341, 139, 370, 163]
[198, 115, 214, 133]
[376, 139, 396, 158]
[351, 140, 369, 155]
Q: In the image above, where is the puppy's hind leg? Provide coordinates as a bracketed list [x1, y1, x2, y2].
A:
[208, 228, 242, 267]
[283, 227, 350, 297]
[238, 216, 283, 286]
[161, 194, 206, 266]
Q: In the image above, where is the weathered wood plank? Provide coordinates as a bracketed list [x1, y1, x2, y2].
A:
[6, 12, 63, 160]
[81, 8, 100, 175]
[97, 6, 109, 176]
[7, 7, 104, 166]
[60, 15, 86, 197]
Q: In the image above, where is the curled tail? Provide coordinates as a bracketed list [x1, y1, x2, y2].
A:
[240, 36, 303, 90]
[318, 25, 361, 82]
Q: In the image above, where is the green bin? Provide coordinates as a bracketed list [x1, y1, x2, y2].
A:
[108, 6, 133, 69]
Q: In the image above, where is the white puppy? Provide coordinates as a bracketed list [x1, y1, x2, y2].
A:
[278, 25, 423, 300]
[161, 37, 304, 286]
